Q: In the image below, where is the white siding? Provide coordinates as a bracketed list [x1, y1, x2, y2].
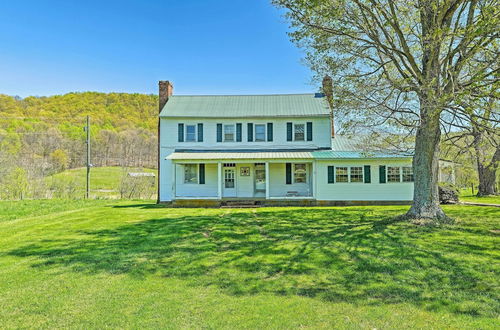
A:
[175, 163, 218, 197]
[160, 117, 331, 151]
[315, 159, 414, 201]
[269, 163, 313, 197]
[236, 164, 255, 198]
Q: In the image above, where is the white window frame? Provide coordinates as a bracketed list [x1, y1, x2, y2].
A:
[183, 164, 198, 184]
[254, 124, 266, 142]
[294, 123, 305, 141]
[293, 163, 307, 184]
[335, 166, 349, 183]
[349, 166, 364, 183]
[334, 166, 364, 183]
[185, 124, 197, 142]
[402, 166, 414, 182]
[387, 166, 402, 183]
[223, 124, 235, 142]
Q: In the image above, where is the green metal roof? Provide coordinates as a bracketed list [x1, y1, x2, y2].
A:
[312, 151, 412, 159]
[167, 151, 314, 160]
[159, 94, 330, 118]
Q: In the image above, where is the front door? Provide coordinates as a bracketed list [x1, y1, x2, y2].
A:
[254, 164, 266, 197]
[223, 168, 236, 197]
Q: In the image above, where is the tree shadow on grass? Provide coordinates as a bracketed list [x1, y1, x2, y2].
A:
[7, 207, 499, 317]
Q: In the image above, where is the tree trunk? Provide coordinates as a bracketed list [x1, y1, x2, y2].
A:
[477, 145, 499, 196]
[406, 107, 447, 219]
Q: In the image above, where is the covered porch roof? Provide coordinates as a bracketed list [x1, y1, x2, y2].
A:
[167, 151, 314, 160]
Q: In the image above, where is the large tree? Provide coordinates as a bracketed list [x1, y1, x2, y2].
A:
[273, 0, 499, 219]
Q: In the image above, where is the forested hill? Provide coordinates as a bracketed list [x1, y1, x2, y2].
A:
[0, 92, 158, 133]
[0, 92, 159, 196]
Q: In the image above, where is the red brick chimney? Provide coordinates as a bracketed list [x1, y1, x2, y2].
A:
[322, 75, 334, 137]
[159, 80, 173, 112]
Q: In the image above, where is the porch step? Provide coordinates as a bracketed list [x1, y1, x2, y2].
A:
[220, 200, 261, 208]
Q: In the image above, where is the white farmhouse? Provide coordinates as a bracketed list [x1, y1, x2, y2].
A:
[158, 81, 414, 206]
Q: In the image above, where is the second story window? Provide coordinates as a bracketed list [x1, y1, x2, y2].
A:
[255, 124, 266, 142]
[186, 125, 196, 142]
[224, 124, 235, 142]
[294, 124, 305, 141]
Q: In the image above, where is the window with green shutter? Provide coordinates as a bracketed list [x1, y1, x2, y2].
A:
[286, 122, 293, 141]
[247, 123, 253, 142]
[285, 163, 292, 184]
[199, 164, 205, 184]
[178, 123, 184, 142]
[379, 165, 386, 183]
[328, 166, 334, 183]
[306, 122, 313, 141]
[197, 123, 203, 142]
[236, 123, 242, 142]
[267, 123, 273, 141]
[364, 165, 371, 183]
[216, 124, 222, 142]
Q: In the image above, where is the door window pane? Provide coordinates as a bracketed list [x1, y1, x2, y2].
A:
[224, 125, 235, 141]
[224, 169, 235, 188]
[402, 166, 414, 182]
[387, 166, 401, 182]
[294, 124, 305, 141]
[255, 124, 266, 142]
[184, 164, 198, 183]
[350, 167, 363, 182]
[294, 164, 307, 183]
[336, 167, 348, 182]
[186, 125, 196, 142]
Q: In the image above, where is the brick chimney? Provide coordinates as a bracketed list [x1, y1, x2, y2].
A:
[322, 75, 334, 137]
[159, 80, 173, 112]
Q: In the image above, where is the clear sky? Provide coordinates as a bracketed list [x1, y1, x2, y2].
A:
[0, 0, 314, 97]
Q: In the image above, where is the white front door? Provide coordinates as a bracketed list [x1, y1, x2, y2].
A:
[223, 168, 237, 197]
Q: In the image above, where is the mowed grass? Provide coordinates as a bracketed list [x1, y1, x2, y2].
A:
[460, 189, 500, 205]
[0, 200, 498, 329]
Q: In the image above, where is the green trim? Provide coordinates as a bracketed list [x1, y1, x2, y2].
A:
[328, 166, 334, 184]
[364, 165, 371, 183]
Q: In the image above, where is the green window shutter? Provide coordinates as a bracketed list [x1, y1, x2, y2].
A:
[216, 124, 222, 142]
[286, 122, 293, 141]
[286, 163, 292, 184]
[199, 164, 205, 184]
[379, 165, 386, 183]
[364, 165, 371, 183]
[236, 123, 242, 142]
[267, 123, 273, 141]
[178, 123, 184, 142]
[328, 166, 335, 184]
[197, 123, 203, 142]
[306, 122, 313, 141]
[247, 123, 253, 142]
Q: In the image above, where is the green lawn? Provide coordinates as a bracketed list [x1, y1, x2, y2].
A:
[460, 189, 500, 205]
[0, 200, 498, 329]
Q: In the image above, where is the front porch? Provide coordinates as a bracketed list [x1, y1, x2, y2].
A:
[171, 161, 315, 200]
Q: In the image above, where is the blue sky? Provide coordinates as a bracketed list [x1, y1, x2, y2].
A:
[0, 0, 314, 97]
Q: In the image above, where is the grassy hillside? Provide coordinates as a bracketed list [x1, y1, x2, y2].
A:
[0, 201, 498, 328]
[46, 166, 157, 199]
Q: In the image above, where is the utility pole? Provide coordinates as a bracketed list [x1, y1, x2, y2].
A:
[85, 115, 91, 199]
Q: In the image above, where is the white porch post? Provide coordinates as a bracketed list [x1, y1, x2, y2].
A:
[265, 161, 270, 199]
[311, 161, 316, 198]
[172, 162, 176, 199]
[217, 162, 222, 199]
